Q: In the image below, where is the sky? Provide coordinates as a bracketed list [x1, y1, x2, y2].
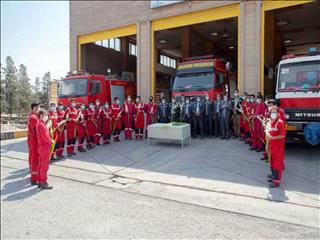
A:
[1, 1, 69, 84]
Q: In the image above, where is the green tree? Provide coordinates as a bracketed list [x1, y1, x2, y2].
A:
[39, 72, 51, 107]
[31, 77, 42, 103]
[2, 56, 19, 114]
[17, 64, 32, 113]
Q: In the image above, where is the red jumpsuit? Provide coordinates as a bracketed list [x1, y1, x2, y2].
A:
[123, 101, 134, 140]
[242, 101, 251, 142]
[56, 109, 65, 158]
[77, 109, 87, 151]
[268, 117, 286, 186]
[134, 102, 145, 139]
[65, 106, 78, 154]
[252, 102, 267, 150]
[48, 110, 58, 159]
[100, 106, 113, 144]
[261, 107, 270, 160]
[86, 108, 96, 148]
[145, 101, 157, 138]
[94, 106, 102, 145]
[27, 112, 39, 182]
[248, 102, 257, 144]
[36, 119, 52, 184]
[111, 103, 122, 141]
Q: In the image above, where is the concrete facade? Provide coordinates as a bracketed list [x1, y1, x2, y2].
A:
[70, 0, 261, 99]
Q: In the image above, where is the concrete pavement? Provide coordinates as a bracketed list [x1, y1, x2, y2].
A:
[1, 165, 319, 239]
[1, 136, 319, 231]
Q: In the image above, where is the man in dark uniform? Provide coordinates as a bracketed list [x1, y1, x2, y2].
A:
[220, 94, 232, 140]
[179, 96, 186, 122]
[192, 96, 204, 139]
[203, 94, 213, 138]
[182, 97, 192, 125]
[158, 97, 170, 123]
[230, 89, 242, 138]
[169, 97, 180, 122]
[213, 94, 223, 138]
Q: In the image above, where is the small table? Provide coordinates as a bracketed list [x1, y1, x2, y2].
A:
[147, 123, 191, 148]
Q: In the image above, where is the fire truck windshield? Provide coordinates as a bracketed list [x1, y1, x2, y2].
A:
[58, 78, 88, 98]
[173, 72, 214, 92]
[278, 60, 320, 92]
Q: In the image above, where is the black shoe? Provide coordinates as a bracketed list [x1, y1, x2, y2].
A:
[249, 147, 256, 151]
[260, 156, 268, 161]
[96, 143, 101, 146]
[226, 137, 230, 140]
[220, 137, 225, 139]
[268, 178, 273, 182]
[61, 155, 65, 159]
[267, 174, 273, 178]
[38, 182, 53, 190]
[67, 153, 72, 157]
[269, 182, 279, 188]
[31, 181, 38, 186]
[256, 148, 263, 152]
[78, 148, 86, 152]
[72, 152, 76, 155]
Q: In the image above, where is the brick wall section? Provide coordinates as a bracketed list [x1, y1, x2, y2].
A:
[70, 0, 262, 95]
[70, 0, 239, 71]
[240, 1, 261, 94]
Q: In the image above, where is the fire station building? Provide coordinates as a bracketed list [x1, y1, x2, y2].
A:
[69, 0, 319, 100]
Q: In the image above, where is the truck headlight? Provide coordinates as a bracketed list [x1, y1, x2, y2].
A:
[285, 114, 290, 120]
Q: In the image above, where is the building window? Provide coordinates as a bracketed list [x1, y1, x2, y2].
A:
[129, 42, 137, 56]
[160, 54, 176, 69]
[94, 38, 121, 52]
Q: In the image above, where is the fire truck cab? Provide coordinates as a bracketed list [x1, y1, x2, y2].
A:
[172, 55, 229, 102]
[57, 71, 136, 107]
[275, 48, 320, 142]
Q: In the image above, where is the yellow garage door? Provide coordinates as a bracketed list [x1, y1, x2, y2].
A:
[151, 3, 240, 96]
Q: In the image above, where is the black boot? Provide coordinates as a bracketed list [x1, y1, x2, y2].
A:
[38, 182, 53, 190]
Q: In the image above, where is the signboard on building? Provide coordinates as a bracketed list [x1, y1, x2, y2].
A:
[150, 0, 184, 9]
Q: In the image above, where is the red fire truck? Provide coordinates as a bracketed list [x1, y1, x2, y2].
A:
[172, 55, 229, 101]
[275, 48, 320, 142]
[56, 71, 136, 106]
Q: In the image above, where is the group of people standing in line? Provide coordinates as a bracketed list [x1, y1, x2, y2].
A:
[27, 90, 286, 190]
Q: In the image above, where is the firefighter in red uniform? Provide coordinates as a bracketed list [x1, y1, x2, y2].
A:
[145, 96, 157, 138]
[267, 107, 286, 188]
[100, 102, 113, 144]
[56, 103, 66, 160]
[27, 103, 39, 185]
[94, 99, 102, 145]
[111, 97, 122, 141]
[250, 95, 267, 152]
[239, 93, 248, 141]
[65, 99, 78, 157]
[36, 110, 53, 190]
[123, 96, 134, 140]
[77, 103, 87, 152]
[134, 96, 145, 140]
[48, 102, 59, 161]
[242, 96, 251, 143]
[260, 97, 274, 161]
[86, 102, 97, 149]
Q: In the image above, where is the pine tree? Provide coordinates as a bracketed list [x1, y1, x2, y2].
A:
[2, 56, 19, 114]
[40, 72, 51, 107]
[17, 64, 32, 113]
[31, 77, 41, 103]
